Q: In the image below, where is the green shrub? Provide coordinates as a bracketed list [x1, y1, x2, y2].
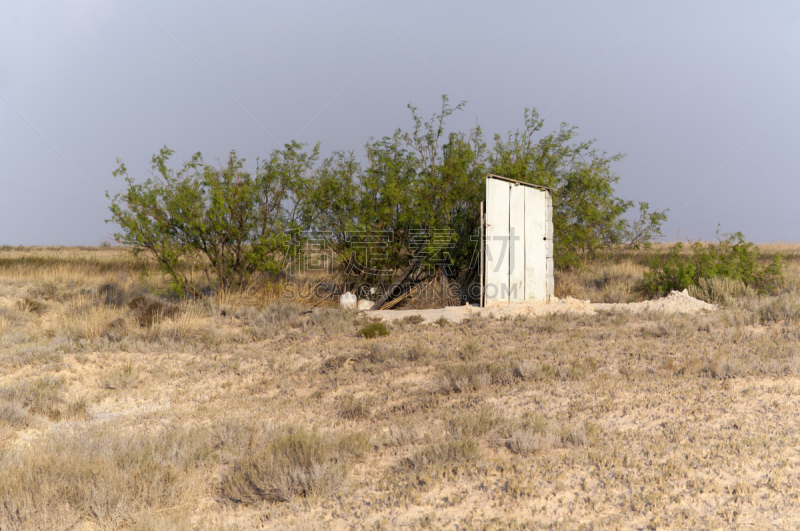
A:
[108, 143, 321, 294]
[110, 97, 666, 296]
[359, 322, 389, 338]
[641, 232, 783, 298]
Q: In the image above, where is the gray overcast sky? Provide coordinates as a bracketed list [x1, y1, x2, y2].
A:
[1, 1, 799, 245]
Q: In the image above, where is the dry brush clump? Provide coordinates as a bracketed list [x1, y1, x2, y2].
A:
[64, 294, 129, 341]
[0, 424, 213, 530]
[320, 341, 432, 376]
[336, 394, 373, 421]
[506, 416, 599, 456]
[0, 376, 89, 422]
[240, 302, 358, 340]
[447, 405, 510, 442]
[382, 420, 426, 448]
[754, 295, 800, 325]
[48, 282, 216, 347]
[556, 259, 645, 303]
[398, 437, 480, 473]
[687, 276, 757, 305]
[0, 401, 32, 442]
[16, 297, 47, 315]
[221, 425, 368, 504]
[437, 355, 598, 394]
[437, 362, 518, 394]
[103, 360, 140, 390]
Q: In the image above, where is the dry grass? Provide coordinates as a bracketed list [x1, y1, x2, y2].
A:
[555, 258, 646, 302]
[2, 245, 800, 529]
[399, 437, 480, 472]
[103, 361, 140, 390]
[555, 243, 800, 303]
[336, 394, 373, 420]
[221, 425, 364, 504]
[0, 424, 213, 530]
[687, 276, 757, 305]
[0, 376, 89, 422]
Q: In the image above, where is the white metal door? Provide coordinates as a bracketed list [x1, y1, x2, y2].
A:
[524, 187, 547, 301]
[484, 178, 509, 306]
[508, 184, 526, 303]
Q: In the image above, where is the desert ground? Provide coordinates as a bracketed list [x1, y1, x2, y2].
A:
[2, 245, 800, 530]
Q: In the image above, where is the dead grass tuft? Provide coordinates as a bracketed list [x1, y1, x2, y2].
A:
[506, 427, 555, 457]
[688, 276, 756, 305]
[403, 342, 431, 362]
[447, 405, 510, 441]
[104, 317, 129, 341]
[457, 341, 482, 361]
[145, 306, 205, 342]
[243, 303, 356, 340]
[0, 376, 89, 422]
[221, 425, 356, 504]
[438, 356, 597, 394]
[27, 281, 68, 301]
[337, 394, 373, 420]
[401, 314, 425, 325]
[437, 362, 522, 394]
[383, 421, 425, 447]
[127, 294, 180, 327]
[756, 296, 800, 325]
[337, 431, 371, 458]
[103, 361, 140, 390]
[399, 438, 480, 472]
[4, 347, 64, 369]
[0, 424, 212, 530]
[506, 417, 597, 456]
[0, 400, 32, 431]
[65, 296, 127, 341]
[17, 298, 47, 315]
[98, 281, 131, 306]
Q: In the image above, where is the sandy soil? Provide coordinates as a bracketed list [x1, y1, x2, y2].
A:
[4, 247, 800, 530]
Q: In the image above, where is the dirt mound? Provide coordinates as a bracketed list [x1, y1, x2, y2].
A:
[595, 289, 716, 314]
[370, 290, 715, 324]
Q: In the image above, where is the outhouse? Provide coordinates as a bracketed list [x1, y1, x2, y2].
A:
[481, 174, 554, 306]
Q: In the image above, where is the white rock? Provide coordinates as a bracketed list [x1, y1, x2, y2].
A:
[340, 291, 357, 309]
[357, 299, 375, 311]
